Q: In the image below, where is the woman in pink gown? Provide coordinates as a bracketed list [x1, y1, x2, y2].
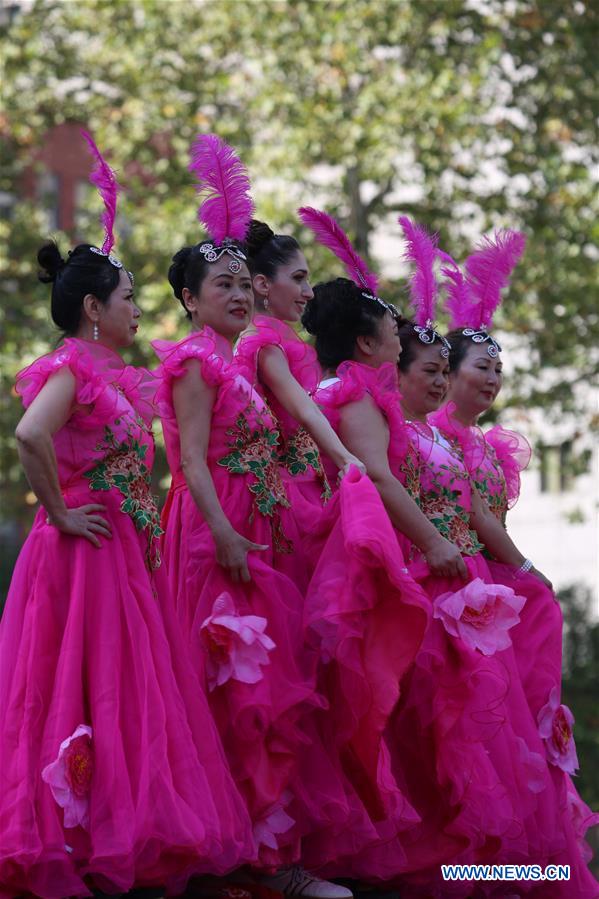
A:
[235, 219, 363, 524]
[303, 247, 598, 894]
[153, 134, 364, 896]
[0, 240, 255, 899]
[430, 232, 599, 881]
[233, 217, 431, 875]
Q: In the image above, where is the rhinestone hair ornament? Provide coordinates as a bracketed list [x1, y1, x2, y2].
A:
[81, 130, 123, 270]
[439, 229, 526, 358]
[189, 133, 254, 273]
[398, 216, 450, 357]
[297, 206, 397, 316]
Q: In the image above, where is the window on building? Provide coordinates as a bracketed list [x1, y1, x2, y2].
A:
[539, 441, 574, 493]
[37, 171, 60, 231]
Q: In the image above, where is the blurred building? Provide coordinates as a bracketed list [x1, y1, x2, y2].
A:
[20, 122, 93, 232]
[499, 393, 599, 618]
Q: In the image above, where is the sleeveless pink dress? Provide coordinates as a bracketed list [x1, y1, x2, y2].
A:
[153, 327, 377, 869]
[315, 362, 598, 896]
[235, 323, 432, 870]
[234, 316, 330, 591]
[430, 403, 599, 892]
[0, 339, 255, 899]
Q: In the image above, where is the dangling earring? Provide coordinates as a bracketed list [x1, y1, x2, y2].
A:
[263, 293, 269, 310]
[93, 321, 99, 341]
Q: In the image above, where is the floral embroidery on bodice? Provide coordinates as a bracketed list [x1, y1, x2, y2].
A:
[15, 339, 163, 572]
[472, 443, 508, 523]
[217, 401, 293, 553]
[408, 424, 484, 556]
[397, 442, 422, 504]
[429, 405, 531, 526]
[235, 316, 331, 502]
[153, 328, 294, 553]
[85, 415, 162, 570]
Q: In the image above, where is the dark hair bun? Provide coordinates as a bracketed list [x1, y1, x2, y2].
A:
[245, 219, 275, 258]
[168, 246, 193, 300]
[37, 240, 67, 284]
[303, 278, 362, 336]
[302, 277, 388, 371]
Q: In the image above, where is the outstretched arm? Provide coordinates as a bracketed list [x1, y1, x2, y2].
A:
[258, 345, 365, 475]
[339, 396, 467, 579]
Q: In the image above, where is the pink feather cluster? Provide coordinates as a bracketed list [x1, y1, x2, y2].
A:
[398, 216, 439, 327]
[438, 250, 473, 329]
[297, 206, 379, 295]
[81, 130, 120, 255]
[189, 134, 254, 245]
[442, 231, 526, 330]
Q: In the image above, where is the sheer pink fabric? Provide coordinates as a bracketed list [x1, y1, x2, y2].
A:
[0, 339, 255, 898]
[314, 366, 598, 894]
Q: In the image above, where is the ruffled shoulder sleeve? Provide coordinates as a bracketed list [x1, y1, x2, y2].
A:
[235, 316, 320, 393]
[14, 338, 152, 428]
[484, 425, 531, 508]
[429, 402, 487, 473]
[316, 361, 409, 455]
[15, 340, 88, 409]
[151, 327, 236, 417]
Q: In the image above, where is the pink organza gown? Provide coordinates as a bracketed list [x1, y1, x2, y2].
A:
[154, 327, 372, 868]
[234, 315, 331, 591]
[0, 339, 255, 899]
[315, 362, 598, 896]
[235, 318, 432, 869]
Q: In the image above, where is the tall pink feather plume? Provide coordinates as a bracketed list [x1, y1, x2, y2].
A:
[189, 133, 254, 244]
[297, 206, 379, 295]
[81, 130, 120, 255]
[464, 230, 527, 329]
[398, 216, 439, 327]
[437, 250, 475, 329]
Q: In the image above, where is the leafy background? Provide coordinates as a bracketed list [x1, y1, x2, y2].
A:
[1, 0, 597, 866]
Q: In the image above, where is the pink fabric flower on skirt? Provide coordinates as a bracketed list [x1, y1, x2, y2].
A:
[537, 686, 579, 774]
[253, 792, 295, 850]
[41, 725, 93, 829]
[433, 576, 525, 655]
[201, 593, 275, 691]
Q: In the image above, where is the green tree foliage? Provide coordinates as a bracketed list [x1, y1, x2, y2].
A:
[1, 0, 597, 510]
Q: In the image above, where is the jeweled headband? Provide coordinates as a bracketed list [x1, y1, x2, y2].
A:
[198, 238, 247, 274]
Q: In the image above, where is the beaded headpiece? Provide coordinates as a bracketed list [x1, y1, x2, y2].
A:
[297, 206, 397, 316]
[398, 216, 450, 357]
[189, 133, 254, 272]
[440, 230, 526, 357]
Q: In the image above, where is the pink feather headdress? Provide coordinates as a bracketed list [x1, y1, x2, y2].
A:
[81, 130, 120, 259]
[189, 133, 254, 245]
[398, 216, 439, 327]
[441, 230, 526, 331]
[398, 215, 450, 356]
[297, 206, 397, 315]
[298, 206, 379, 295]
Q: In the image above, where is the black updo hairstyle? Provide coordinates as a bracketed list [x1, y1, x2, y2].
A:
[302, 277, 398, 371]
[168, 239, 247, 319]
[397, 320, 451, 373]
[245, 219, 301, 280]
[37, 240, 124, 335]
